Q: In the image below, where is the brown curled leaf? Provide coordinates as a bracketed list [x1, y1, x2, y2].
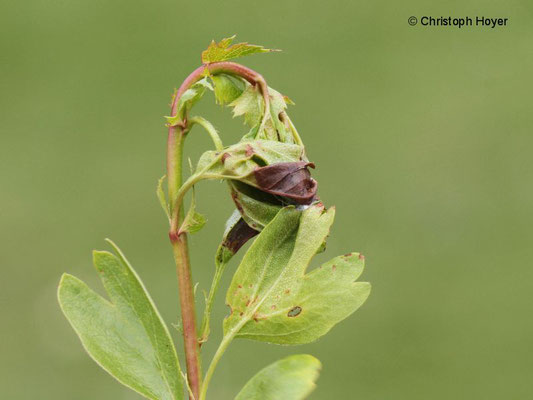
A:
[222, 217, 259, 254]
[253, 162, 318, 205]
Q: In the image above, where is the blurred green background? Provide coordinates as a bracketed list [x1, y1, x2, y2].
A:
[2, 0, 532, 398]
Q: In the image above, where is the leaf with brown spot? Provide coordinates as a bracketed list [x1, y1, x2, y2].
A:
[223, 204, 371, 345]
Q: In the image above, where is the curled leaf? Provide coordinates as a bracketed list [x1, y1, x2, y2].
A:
[229, 84, 295, 143]
[229, 84, 263, 127]
[188, 140, 305, 189]
[230, 181, 282, 231]
[221, 215, 259, 255]
[211, 74, 244, 105]
[254, 162, 317, 205]
[202, 35, 278, 64]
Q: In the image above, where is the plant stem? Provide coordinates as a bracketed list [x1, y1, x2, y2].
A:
[171, 236, 202, 399]
[168, 125, 202, 399]
[188, 116, 224, 151]
[199, 327, 240, 400]
[167, 61, 271, 400]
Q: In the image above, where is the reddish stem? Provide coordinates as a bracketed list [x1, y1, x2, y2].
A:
[166, 61, 270, 400]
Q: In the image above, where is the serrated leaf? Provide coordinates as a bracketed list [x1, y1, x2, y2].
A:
[202, 35, 278, 64]
[235, 354, 321, 400]
[224, 204, 371, 344]
[229, 84, 295, 143]
[212, 74, 244, 105]
[157, 175, 170, 221]
[57, 240, 184, 400]
[229, 84, 263, 127]
[180, 188, 206, 234]
[166, 77, 213, 126]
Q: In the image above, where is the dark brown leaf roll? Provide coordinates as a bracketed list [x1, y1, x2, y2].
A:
[253, 162, 317, 205]
[222, 217, 259, 254]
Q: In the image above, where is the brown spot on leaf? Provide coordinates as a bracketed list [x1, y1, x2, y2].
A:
[239, 312, 244, 317]
[221, 152, 230, 164]
[245, 299, 251, 307]
[332, 264, 337, 271]
[344, 253, 352, 257]
[231, 191, 245, 214]
[359, 254, 365, 260]
[238, 284, 242, 289]
[287, 306, 302, 317]
[271, 305, 277, 310]
[253, 162, 318, 205]
[284, 289, 291, 295]
[245, 144, 254, 157]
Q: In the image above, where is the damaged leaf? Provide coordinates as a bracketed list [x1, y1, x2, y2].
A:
[229, 84, 264, 127]
[201, 35, 278, 64]
[185, 140, 305, 191]
[228, 84, 295, 143]
[223, 204, 371, 345]
[254, 162, 317, 205]
[230, 181, 283, 231]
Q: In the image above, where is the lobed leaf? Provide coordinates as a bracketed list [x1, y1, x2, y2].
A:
[228, 83, 294, 143]
[224, 204, 371, 344]
[235, 354, 321, 400]
[58, 240, 184, 400]
[201, 35, 278, 64]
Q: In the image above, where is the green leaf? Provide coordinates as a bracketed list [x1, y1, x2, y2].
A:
[189, 140, 305, 189]
[224, 204, 371, 344]
[180, 187, 206, 234]
[166, 77, 212, 126]
[229, 84, 295, 143]
[229, 83, 264, 127]
[229, 181, 282, 231]
[201, 35, 278, 64]
[212, 74, 244, 105]
[235, 354, 321, 400]
[157, 175, 170, 221]
[58, 240, 184, 400]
